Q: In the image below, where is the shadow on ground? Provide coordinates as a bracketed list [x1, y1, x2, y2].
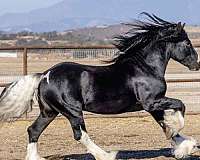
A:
[45, 148, 200, 160]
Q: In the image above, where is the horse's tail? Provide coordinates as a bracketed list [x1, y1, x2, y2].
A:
[0, 73, 43, 121]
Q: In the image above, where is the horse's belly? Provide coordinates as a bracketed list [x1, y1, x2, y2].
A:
[84, 97, 139, 114]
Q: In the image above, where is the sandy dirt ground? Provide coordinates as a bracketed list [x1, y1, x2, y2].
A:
[1, 114, 200, 160]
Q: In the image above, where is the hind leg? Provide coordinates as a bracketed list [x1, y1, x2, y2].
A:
[26, 110, 58, 160]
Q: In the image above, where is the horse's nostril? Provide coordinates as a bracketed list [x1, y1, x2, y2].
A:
[189, 68, 199, 71]
[189, 63, 200, 71]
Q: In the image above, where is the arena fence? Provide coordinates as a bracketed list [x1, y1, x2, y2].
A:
[0, 45, 199, 118]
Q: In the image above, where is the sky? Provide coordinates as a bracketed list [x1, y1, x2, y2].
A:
[0, 0, 200, 32]
[0, 0, 198, 24]
[0, 0, 63, 16]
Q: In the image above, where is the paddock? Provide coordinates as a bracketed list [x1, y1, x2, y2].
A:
[0, 114, 200, 160]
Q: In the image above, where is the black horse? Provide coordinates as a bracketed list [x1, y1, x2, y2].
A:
[0, 13, 200, 160]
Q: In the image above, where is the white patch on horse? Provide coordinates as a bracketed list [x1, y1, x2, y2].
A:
[43, 71, 50, 84]
[25, 143, 46, 160]
[79, 129, 117, 160]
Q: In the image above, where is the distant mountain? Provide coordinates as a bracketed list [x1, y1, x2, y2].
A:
[0, 0, 200, 32]
[64, 24, 132, 41]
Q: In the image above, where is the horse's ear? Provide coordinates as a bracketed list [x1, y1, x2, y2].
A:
[182, 23, 185, 28]
[177, 22, 182, 31]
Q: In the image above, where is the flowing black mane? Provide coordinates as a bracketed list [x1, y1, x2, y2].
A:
[112, 12, 177, 63]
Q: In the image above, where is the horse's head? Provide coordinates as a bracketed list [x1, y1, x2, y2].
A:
[112, 13, 199, 72]
[165, 22, 199, 71]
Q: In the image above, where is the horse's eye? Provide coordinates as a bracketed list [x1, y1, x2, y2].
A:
[184, 41, 190, 46]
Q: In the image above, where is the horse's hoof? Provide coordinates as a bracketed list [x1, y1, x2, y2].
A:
[107, 151, 118, 160]
[25, 156, 46, 160]
[172, 136, 198, 159]
[92, 151, 118, 160]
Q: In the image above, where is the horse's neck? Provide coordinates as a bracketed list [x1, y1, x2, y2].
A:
[144, 45, 170, 78]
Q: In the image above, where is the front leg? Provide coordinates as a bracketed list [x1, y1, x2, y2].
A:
[144, 97, 185, 139]
[143, 97, 198, 159]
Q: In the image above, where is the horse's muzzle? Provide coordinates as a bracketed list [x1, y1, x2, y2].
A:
[189, 62, 200, 71]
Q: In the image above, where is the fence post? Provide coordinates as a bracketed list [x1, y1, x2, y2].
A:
[23, 47, 28, 75]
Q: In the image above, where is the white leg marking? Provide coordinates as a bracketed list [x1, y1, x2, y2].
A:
[25, 143, 46, 160]
[171, 135, 198, 159]
[80, 130, 117, 160]
[164, 110, 184, 139]
[43, 71, 50, 84]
